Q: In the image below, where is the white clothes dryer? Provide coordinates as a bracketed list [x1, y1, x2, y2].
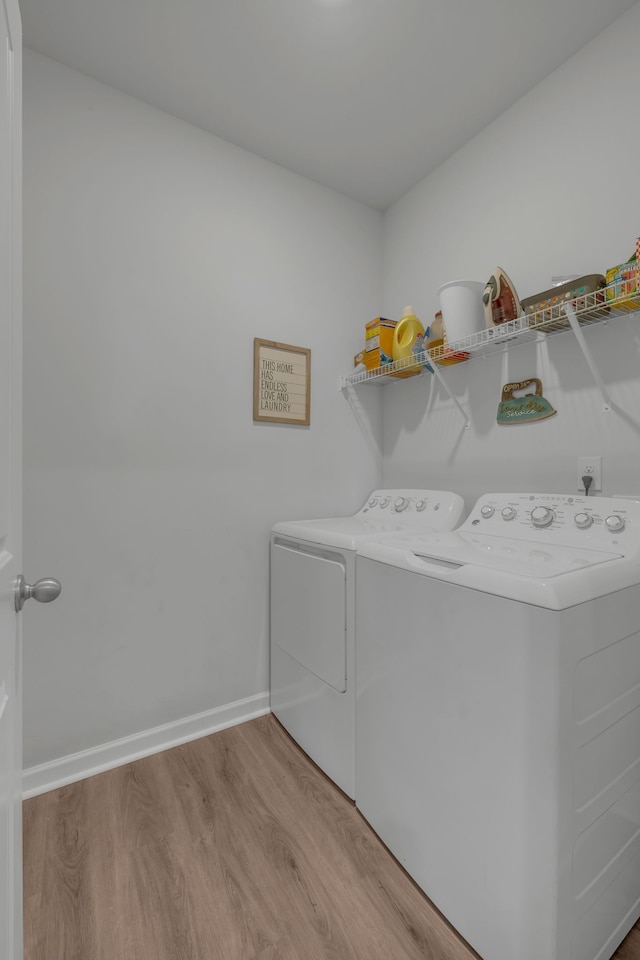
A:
[355, 493, 640, 960]
[270, 489, 464, 799]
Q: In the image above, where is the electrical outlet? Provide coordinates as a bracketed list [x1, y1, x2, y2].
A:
[577, 456, 602, 493]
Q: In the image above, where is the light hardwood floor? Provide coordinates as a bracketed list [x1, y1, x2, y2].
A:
[23, 714, 640, 960]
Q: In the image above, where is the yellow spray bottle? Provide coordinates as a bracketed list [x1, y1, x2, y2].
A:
[392, 306, 425, 377]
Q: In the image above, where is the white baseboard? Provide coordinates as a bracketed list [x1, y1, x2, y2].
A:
[22, 691, 271, 799]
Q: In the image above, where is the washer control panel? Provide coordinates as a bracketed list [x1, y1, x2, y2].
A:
[360, 489, 465, 529]
[465, 493, 640, 546]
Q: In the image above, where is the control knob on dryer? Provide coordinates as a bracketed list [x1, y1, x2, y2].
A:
[531, 506, 555, 527]
[394, 497, 409, 512]
[481, 505, 494, 518]
[415, 499, 427, 512]
[605, 515, 625, 532]
[501, 507, 516, 521]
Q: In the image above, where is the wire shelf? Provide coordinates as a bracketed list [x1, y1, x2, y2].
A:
[342, 271, 640, 387]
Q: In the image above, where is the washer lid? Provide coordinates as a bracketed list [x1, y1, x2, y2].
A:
[413, 531, 622, 578]
[357, 531, 635, 610]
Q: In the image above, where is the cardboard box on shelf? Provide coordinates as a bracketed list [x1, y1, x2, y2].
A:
[365, 318, 396, 371]
[606, 238, 640, 312]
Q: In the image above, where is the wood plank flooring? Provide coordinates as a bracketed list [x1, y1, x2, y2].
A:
[23, 713, 640, 960]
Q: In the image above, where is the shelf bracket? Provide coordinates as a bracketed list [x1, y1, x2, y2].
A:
[563, 303, 612, 411]
[423, 349, 470, 428]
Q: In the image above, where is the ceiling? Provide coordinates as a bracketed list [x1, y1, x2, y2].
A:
[19, 0, 638, 210]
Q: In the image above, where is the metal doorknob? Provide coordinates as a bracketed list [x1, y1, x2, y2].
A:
[15, 575, 62, 612]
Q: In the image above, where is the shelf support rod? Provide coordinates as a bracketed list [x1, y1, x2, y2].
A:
[563, 303, 612, 411]
[422, 350, 470, 428]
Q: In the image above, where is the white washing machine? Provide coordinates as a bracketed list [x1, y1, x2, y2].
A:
[356, 493, 640, 960]
[270, 489, 465, 799]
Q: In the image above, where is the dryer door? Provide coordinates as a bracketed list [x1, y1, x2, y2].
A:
[271, 541, 347, 692]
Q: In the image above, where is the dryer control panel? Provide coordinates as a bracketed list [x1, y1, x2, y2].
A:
[360, 489, 465, 531]
[273, 489, 465, 551]
[466, 493, 640, 551]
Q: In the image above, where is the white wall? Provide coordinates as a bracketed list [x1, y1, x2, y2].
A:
[22, 50, 382, 770]
[381, 3, 640, 505]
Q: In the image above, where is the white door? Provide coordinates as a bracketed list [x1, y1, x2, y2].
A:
[0, 1, 22, 958]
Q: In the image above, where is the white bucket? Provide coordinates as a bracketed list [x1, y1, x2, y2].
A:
[437, 280, 486, 344]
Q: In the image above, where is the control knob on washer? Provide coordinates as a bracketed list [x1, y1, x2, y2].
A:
[531, 506, 555, 527]
[480, 505, 494, 518]
[605, 515, 625, 532]
[416, 499, 427, 512]
[574, 512, 593, 529]
[394, 497, 409, 512]
[368, 498, 378, 508]
[501, 507, 516, 521]
[379, 497, 390, 508]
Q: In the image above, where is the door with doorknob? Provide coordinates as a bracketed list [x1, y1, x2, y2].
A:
[0, 3, 23, 955]
[0, 4, 63, 958]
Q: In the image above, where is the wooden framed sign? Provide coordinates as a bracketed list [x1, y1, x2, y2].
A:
[253, 338, 311, 425]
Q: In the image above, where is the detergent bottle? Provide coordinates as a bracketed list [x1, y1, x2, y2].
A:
[392, 306, 425, 377]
